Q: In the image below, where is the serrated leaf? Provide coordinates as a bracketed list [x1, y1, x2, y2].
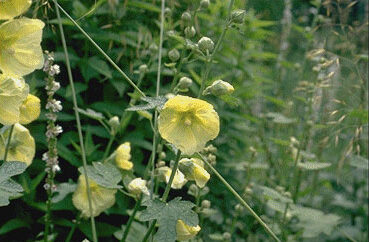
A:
[126, 96, 167, 111]
[0, 162, 27, 207]
[79, 162, 122, 189]
[298, 162, 331, 170]
[77, 108, 105, 120]
[140, 197, 199, 242]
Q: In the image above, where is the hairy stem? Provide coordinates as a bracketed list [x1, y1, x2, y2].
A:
[53, 1, 98, 241]
[3, 124, 14, 162]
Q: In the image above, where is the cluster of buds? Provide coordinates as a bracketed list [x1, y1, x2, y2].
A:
[43, 51, 62, 193]
[203, 80, 234, 96]
[201, 144, 217, 166]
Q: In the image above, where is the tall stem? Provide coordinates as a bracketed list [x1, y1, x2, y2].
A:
[141, 150, 182, 242]
[53, 1, 98, 241]
[197, 152, 281, 242]
[121, 197, 142, 242]
[3, 124, 14, 162]
[54, 2, 145, 97]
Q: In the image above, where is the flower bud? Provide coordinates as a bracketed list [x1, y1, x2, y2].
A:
[184, 26, 196, 38]
[181, 11, 192, 24]
[168, 48, 180, 62]
[19, 94, 41, 124]
[164, 7, 172, 17]
[128, 177, 150, 196]
[231, 10, 246, 24]
[137, 110, 152, 120]
[203, 80, 234, 96]
[235, 204, 244, 213]
[178, 77, 193, 89]
[156, 160, 166, 168]
[115, 142, 133, 170]
[149, 43, 158, 53]
[108, 116, 120, 133]
[176, 220, 201, 241]
[179, 158, 210, 188]
[157, 166, 187, 189]
[198, 37, 214, 53]
[223, 232, 231, 240]
[200, 0, 210, 9]
[188, 184, 199, 196]
[201, 200, 211, 208]
[139, 64, 148, 74]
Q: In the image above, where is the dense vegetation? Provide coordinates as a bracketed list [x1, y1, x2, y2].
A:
[0, 0, 367, 241]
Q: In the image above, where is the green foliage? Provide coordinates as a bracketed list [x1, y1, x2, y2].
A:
[0, 162, 27, 207]
[140, 197, 199, 242]
[79, 162, 122, 189]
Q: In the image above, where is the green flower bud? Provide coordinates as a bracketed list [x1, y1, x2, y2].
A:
[203, 80, 234, 96]
[235, 204, 244, 213]
[164, 7, 172, 17]
[156, 160, 166, 168]
[188, 183, 199, 196]
[201, 199, 211, 208]
[181, 11, 191, 24]
[198, 37, 214, 53]
[168, 48, 180, 62]
[178, 77, 193, 89]
[149, 43, 158, 53]
[223, 232, 231, 240]
[139, 64, 148, 74]
[108, 116, 120, 133]
[231, 9, 246, 24]
[184, 26, 196, 38]
[200, 0, 210, 9]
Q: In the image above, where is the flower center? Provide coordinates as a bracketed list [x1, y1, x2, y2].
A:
[184, 117, 192, 126]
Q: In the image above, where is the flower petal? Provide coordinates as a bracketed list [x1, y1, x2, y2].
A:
[0, 0, 32, 20]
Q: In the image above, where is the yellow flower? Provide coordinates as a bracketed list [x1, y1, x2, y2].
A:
[176, 219, 201, 241]
[179, 158, 210, 188]
[19, 94, 41, 124]
[0, 18, 45, 76]
[0, 123, 35, 166]
[115, 142, 133, 170]
[0, 0, 32, 20]
[0, 74, 29, 125]
[72, 175, 117, 218]
[127, 177, 150, 196]
[157, 166, 187, 189]
[158, 95, 220, 155]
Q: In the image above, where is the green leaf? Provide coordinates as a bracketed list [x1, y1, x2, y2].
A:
[78, 162, 122, 189]
[89, 56, 112, 78]
[126, 96, 167, 111]
[52, 182, 77, 203]
[0, 162, 27, 206]
[297, 162, 331, 170]
[140, 197, 199, 242]
[254, 185, 293, 203]
[350, 155, 368, 170]
[77, 108, 105, 120]
[0, 218, 30, 235]
[265, 112, 296, 124]
[114, 222, 147, 241]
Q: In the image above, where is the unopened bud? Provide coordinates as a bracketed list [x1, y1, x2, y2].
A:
[188, 184, 199, 195]
[181, 12, 191, 24]
[149, 43, 158, 53]
[198, 37, 214, 53]
[231, 10, 246, 24]
[201, 200, 211, 208]
[156, 160, 166, 168]
[235, 204, 244, 213]
[200, 0, 210, 9]
[203, 80, 234, 96]
[164, 7, 172, 17]
[178, 77, 193, 89]
[139, 64, 148, 74]
[108, 116, 120, 133]
[223, 232, 231, 240]
[168, 48, 180, 62]
[184, 26, 196, 38]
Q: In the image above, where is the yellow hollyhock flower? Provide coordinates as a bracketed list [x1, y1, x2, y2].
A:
[19, 94, 41, 124]
[176, 219, 201, 241]
[72, 175, 117, 218]
[157, 166, 187, 189]
[0, 74, 29, 125]
[115, 142, 133, 170]
[179, 158, 210, 188]
[0, 123, 35, 166]
[0, 0, 32, 20]
[127, 177, 150, 196]
[0, 18, 45, 76]
[158, 95, 220, 155]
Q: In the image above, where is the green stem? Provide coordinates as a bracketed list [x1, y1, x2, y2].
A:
[54, 2, 145, 97]
[66, 214, 82, 242]
[141, 150, 182, 242]
[121, 197, 142, 242]
[102, 134, 115, 161]
[198, 152, 281, 242]
[198, 0, 234, 98]
[53, 1, 98, 241]
[44, 191, 52, 242]
[3, 124, 14, 162]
